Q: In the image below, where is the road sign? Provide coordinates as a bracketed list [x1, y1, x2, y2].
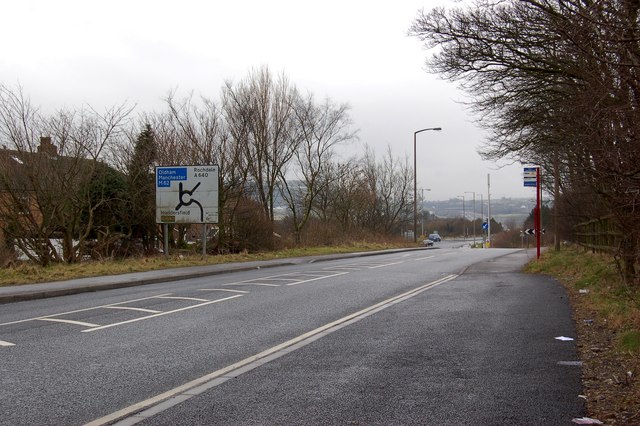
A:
[482, 222, 488, 230]
[155, 165, 219, 224]
[523, 228, 545, 235]
[523, 167, 538, 187]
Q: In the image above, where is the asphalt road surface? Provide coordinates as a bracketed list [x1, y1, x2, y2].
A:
[0, 245, 584, 425]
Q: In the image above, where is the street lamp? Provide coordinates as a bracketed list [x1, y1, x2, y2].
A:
[457, 195, 465, 239]
[413, 127, 442, 242]
[465, 191, 476, 246]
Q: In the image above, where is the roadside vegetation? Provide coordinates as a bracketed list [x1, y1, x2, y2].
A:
[0, 241, 411, 287]
[526, 245, 640, 424]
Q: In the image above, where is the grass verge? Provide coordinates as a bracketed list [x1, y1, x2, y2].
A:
[525, 245, 640, 424]
[0, 241, 412, 287]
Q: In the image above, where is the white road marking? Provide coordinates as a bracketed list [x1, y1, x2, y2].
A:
[0, 339, 15, 347]
[324, 265, 361, 271]
[414, 255, 436, 261]
[289, 272, 333, 277]
[82, 295, 243, 333]
[0, 294, 174, 328]
[224, 282, 280, 287]
[198, 289, 249, 294]
[369, 261, 403, 269]
[85, 274, 458, 426]
[154, 296, 211, 302]
[440, 252, 457, 256]
[104, 306, 161, 314]
[286, 272, 349, 286]
[37, 318, 100, 328]
[259, 277, 301, 282]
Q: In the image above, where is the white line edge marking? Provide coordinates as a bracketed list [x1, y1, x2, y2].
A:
[82, 295, 243, 333]
[104, 306, 161, 314]
[0, 339, 16, 347]
[37, 318, 100, 328]
[84, 274, 458, 426]
[198, 289, 249, 294]
[0, 293, 174, 327]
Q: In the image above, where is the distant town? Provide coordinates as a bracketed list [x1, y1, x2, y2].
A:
[420, 197, 538, 229]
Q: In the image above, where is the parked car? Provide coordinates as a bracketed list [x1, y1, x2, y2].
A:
[428, 233, 442, 242]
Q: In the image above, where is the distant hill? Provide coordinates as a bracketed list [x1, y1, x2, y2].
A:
[422, 197, 537, 228]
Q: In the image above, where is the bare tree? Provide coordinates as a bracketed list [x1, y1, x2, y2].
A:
[162, 91, 248, 250]
[410, 0, 640, 283]
[278, 95, 357, 244]
[0, 84, 132, 264]
[222, 66, 301, 225]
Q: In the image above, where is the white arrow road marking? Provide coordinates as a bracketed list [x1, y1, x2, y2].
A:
[0, 339, 15, 347]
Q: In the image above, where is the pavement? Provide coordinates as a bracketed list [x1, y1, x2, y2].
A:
[0, 247, 433, 304]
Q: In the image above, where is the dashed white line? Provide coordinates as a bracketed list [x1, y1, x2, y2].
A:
[0, 339, 15, 347]
[198, 289, 249, 294]
[37, 318, 100, 328]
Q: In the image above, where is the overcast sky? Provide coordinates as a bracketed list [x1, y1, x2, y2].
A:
[1, 0, 536, 202]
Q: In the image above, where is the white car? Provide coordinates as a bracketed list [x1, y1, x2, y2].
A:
[423, 239, 434, 247]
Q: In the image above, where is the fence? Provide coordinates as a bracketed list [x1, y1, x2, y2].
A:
[573, 215, 623, 254]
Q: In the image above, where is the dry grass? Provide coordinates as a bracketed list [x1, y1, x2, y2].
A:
[0, 241, 412, 287]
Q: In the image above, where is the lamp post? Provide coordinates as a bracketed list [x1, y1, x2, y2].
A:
[413, 127, 442, 242]
[465, 191, 476, 246]
[457, 195, 465, 239]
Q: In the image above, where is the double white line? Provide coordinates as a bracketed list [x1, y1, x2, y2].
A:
[86, 274, 458, 426]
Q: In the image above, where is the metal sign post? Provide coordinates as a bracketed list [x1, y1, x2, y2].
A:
[536, 167, 542, 259]
[524, 166, 541, 259]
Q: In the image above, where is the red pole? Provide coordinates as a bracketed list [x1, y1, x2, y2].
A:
[535, 167, 541, 259]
